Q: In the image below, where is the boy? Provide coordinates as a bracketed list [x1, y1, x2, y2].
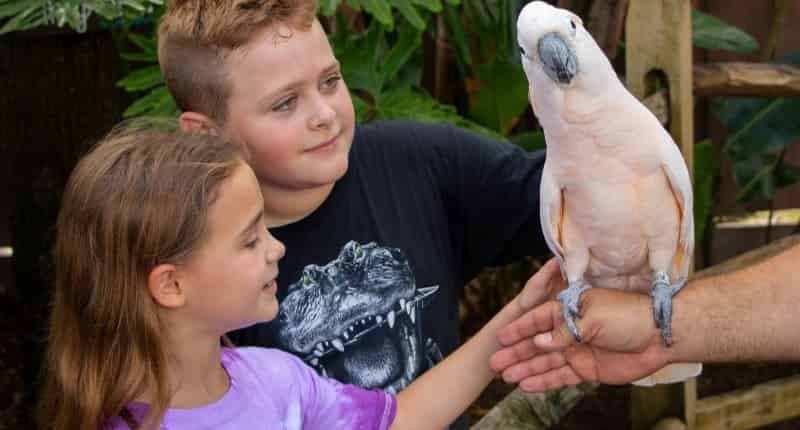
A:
[158, 1, 548, 427]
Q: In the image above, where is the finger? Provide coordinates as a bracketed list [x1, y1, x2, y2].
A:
[489, 335, 541, 372]
[518, 258, 561, 310]
[499, 351, 567, 384]
[533, 320, 580, 351]
[518, 366, 582, 393]
[497, 300, 562, 346]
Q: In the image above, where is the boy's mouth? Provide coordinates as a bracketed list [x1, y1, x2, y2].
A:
[305, 131, 341, 152]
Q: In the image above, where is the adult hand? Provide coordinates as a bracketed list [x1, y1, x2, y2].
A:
[490, 287, 670, 392]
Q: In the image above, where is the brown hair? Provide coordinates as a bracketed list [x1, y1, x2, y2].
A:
[38, 119, 242, 429]
[158, 0, 318, 122]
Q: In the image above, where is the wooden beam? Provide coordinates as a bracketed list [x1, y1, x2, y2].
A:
[626, 0, 694, 175]
[587, 0, 629, 60]
[695, 375, 800, 430]
[626, 1, 696, 428]
[693, 62, 800, 97]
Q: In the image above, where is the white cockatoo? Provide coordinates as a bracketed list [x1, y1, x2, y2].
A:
[517, 1, 700, 385]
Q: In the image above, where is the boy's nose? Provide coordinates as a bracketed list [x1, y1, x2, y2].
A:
[309, 97, 336, 129]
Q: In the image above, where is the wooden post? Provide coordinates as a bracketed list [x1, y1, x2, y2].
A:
[625, 0, 696, 429]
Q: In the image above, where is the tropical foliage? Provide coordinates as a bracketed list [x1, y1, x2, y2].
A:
[3, 0, 794, 244]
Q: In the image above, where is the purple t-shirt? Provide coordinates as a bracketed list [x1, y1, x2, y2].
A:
[107, 347, 396, 429]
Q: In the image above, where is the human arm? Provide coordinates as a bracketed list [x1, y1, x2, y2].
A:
[489, 239, 800, 392]
[390, 259, 562, 430]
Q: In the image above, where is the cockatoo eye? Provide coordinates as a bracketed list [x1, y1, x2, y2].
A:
[570, 20, 576, 30]
[519, 45, 527, 58]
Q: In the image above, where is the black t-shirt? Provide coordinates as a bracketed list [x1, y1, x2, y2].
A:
[229, 120, 548, 428]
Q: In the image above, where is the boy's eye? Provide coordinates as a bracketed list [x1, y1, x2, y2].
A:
[321, 74, 341, 90]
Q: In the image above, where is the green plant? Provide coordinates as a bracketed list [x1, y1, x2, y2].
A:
[712, 52, 800, 205]
[0, 0, 162, 34]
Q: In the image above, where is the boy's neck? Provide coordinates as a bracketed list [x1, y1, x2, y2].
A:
[261, 182, 336, 227]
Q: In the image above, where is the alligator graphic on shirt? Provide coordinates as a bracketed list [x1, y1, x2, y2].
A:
[272, 241, 441, 394]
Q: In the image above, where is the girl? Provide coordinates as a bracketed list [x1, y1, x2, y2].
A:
[38, 121, 560, 429]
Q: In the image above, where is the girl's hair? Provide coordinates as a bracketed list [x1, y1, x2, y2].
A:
[38, 119, 242, 429]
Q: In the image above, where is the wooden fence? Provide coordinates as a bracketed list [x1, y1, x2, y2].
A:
[627, 1, 798, 429]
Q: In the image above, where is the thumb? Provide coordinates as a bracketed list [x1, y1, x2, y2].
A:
[533, 325, 576, 351]
[518, 258, 561, 310]
[532, 305, 583, 351]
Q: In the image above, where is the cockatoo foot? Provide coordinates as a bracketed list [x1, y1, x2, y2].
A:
[557, 280, 592, 343]
[650, 272, 687, 347]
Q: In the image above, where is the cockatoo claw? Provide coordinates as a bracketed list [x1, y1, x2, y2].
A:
[650, 272, 687, 347]
[557, 280, 592, 343]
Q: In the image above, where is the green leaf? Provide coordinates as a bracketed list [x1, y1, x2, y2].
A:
[123, 85, 178, 118]
[127, 32, 158, 56]
[120, 51, 158, 62]
[318, 0, 340, 16]
[0, 6, 43, 34]
[0, 0, 43, 19]
[692, 9, 758, 54]
[693, 140, 715, 244]
[468, 59, 529, 134]
[376, 86, 504, 140]
[360, 0, 394, 30]
[116, 65, 164, 91]
[713, 49, 800, 203]
[381, 25, 422, 84]
[389, 0, 425, 30]
[410, 0, 442, 13]
[334, 20, 386, 95]
[86, 1, 125, 19]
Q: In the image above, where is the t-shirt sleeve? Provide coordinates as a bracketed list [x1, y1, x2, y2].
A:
[280, 351, 397, 430]
[404, 121, 550, 280]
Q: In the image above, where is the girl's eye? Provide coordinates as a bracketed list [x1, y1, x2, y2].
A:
[273, 96, 296, 112]
[245, 237, 260, 249]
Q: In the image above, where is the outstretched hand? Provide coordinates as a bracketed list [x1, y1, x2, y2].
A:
[491, 284, 671, 392]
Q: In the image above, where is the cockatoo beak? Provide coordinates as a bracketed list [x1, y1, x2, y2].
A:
[538, 32, 577, 85]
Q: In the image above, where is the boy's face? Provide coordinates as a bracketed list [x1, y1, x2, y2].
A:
[178, 162, 286, 333]
[222, 19, 355, 195]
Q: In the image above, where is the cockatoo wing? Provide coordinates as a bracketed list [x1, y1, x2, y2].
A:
[540, 162, 565, 263]
[659, 136, 694, 279]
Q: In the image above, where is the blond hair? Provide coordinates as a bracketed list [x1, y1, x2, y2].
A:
[38, 119, 242, 429]
[158, 0, 318, 122]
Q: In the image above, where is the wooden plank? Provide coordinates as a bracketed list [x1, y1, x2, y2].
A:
[694, 62, 800, 97]
[625, 1, 696, 429]
[695, 375, 800, 430]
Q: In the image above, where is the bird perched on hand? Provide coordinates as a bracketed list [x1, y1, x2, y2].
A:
[517, 1, 700, 385]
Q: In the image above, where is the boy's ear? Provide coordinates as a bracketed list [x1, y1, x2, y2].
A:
[147, 264, 186, 309]
[179, 111, 219, 136]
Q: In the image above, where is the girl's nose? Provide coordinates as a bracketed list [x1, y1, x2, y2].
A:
[265, 231, 286, 263]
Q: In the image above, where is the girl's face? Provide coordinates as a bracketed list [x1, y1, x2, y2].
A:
[178, 162, 286, 334]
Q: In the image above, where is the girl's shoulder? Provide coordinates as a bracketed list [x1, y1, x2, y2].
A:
[222, 346, 312, 382]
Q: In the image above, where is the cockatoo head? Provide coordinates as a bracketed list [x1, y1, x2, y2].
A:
[517, 1, 587, 87]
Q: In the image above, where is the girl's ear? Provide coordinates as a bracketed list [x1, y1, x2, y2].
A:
[148, 264, 186, 309]
[179, 111, 219, 136]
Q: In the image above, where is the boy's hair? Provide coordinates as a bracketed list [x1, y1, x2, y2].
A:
[38, 119, 242, 430]
[158, 0, 318, 122]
